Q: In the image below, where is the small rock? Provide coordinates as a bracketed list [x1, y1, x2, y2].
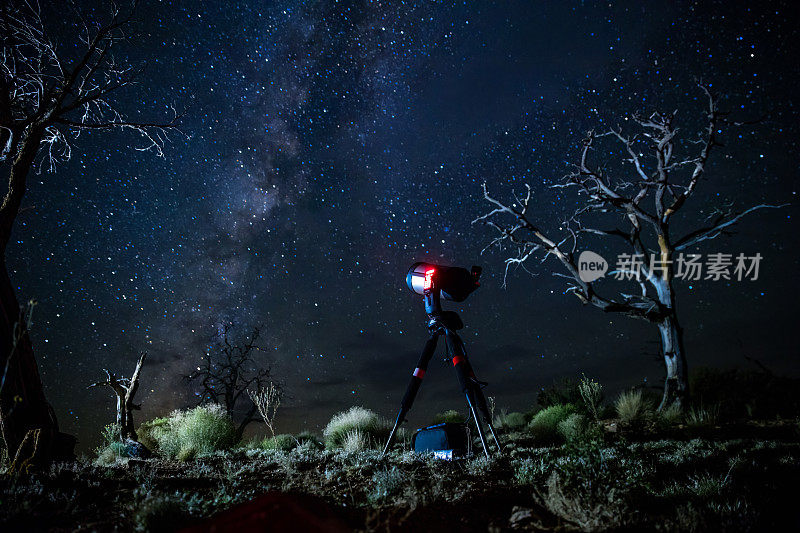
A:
[123, 438, 152, 459]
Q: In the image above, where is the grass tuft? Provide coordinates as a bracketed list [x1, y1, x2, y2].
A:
[686, 405, 719, 428]
[343, 430, 370, 452]
[615, 390, 654, 426]
[294, 431, 324, 450]
[323, 406, 393, 450]
[137, 417, 170, 453]
[659, 402, 684, 425]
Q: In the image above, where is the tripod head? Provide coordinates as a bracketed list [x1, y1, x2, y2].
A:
[406, 263, 482, 323]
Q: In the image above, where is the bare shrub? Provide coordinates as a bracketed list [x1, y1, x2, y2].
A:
[247, 382, 282, 438]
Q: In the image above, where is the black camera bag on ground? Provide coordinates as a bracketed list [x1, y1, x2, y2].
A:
[412, 422, 471, 459]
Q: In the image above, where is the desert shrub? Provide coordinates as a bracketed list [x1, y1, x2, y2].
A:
[514, 457, 549, 485]
[557, 413, 583, 442]
[147, 404, 237, 459]
[537, 440, 645, 530]
[557, 413, 602, 444]
[494, 411, 528, 431]
[578, 375, 604, 421]
[260, 434, 296, 451]
[527, 404, 577, 443]
[466, 456, 496, 477]
[368, 466, 405, 505]
[615, 390, 653, 427]
[94, 424, 127, 465]
[323, 407, 392, 449]
[100, 423, 121, 444]
[432, 409, 466, 425]
[137, 417, 170, 453]
[686, 405, 719, 428]
[538, 378, 582, 409]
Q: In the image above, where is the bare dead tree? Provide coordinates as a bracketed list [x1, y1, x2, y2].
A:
[0, 1, 184, 461]
[87, 352, 147, 441]
[185, 325, 280, 441]
[248, 382, 282, 438]
[475, 82, 786, 411]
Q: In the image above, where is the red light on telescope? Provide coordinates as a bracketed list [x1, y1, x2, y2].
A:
[423, 269, 435, 290]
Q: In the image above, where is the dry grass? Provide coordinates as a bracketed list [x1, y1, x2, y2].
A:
[323, 406, 395, 450]
[615, 390, 654, 427]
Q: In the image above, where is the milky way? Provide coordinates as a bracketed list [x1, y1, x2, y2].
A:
[8, 1, 798, 450]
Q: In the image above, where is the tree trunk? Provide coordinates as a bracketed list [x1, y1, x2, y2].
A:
[118, 397, 140, 441]
[89, 352, 146, 441]
[122, 351, 146, 441]
[0, 127, 63, 463]
[0, 256, 59, 458]
[656, 314, 689, 410]
[652, 233, 689, 412]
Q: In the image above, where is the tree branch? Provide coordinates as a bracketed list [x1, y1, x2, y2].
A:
[662, 81, 720, 222]
[473, 183, 667, 322]
[674, 204, 789, 251]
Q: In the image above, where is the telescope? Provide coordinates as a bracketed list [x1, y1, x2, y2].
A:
[406, 262, 482, 302]
[406, 262, 482, 319]
[383, 262, 501, 458]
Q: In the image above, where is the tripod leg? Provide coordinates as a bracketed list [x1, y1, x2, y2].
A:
[457, 347, 503, 453]
[465, 388, 491, 459]
[446, 331, 503, 455]
[446, 331, 492, 458]
[472, 384, 503, 454]
[459, 355, 503, 454]
[382, 333, 439, 456]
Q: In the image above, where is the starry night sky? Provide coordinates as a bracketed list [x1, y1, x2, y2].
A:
[8, 0, 799, 451]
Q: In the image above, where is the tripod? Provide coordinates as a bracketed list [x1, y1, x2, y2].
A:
[382, 304, 502, 458]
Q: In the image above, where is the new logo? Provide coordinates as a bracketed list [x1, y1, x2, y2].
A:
[578, 251, 608, 282]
